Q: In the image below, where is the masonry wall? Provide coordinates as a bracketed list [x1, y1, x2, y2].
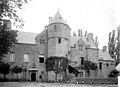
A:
[47, 23, 71, 58]
[86, 48, 99, 63]
[98, 60, 115, 78]
[69, 48, 86, 67]
[2, 43, 40, 80]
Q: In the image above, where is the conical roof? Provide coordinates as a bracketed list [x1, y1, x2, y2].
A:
[51, 11, 66, 24]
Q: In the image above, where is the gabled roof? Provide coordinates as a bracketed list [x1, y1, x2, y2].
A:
[17, 31, 38, 44]
[70, 36, 97, 48]
[51, 11, 66, 24]
[99, 50, 115, 61]
[81, 37, 97, 48]
[70, 36, 80, 47]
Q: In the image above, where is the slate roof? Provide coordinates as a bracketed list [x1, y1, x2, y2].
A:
[70, 36, 97, 48]
[70, 36, 80, 47]
[16, 31, 38, 44]
[51, 11, 66, 24]
[99, 49, 115, 61]
[81, 37, 97, 48]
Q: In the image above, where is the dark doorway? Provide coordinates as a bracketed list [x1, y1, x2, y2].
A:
[31, 72, 36, 81]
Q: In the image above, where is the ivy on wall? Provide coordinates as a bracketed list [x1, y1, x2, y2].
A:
[45, 56, 69, 74]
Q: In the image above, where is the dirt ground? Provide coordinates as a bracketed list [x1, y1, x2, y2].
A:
[0, 82, 118, 87]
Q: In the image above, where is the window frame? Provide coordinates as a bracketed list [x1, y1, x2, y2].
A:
[81, 57, 84, 65]
[10, 52, 15, 62]
[24, 53, 29, 63]
[54, 25, 57, 32]
[39, 55, 44, 63]
[99, 62, 102, 70]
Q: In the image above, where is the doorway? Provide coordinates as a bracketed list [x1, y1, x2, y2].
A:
[31, 72, 36, 81]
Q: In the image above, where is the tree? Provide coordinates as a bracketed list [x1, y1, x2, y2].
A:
[0, 27, 18, 60]
[115, 27, 120, 66]
[0, 0, 30, 61]
[0, 61, 10, 80]
[45, 56, 69, 81]
[82, 60, 97, 77]
[108, 30, 116, 60]
[108, 69, 119, 78]
[11, 65, 22, 80]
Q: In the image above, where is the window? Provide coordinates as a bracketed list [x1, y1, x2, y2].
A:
[10, 52, 15, 62]
[39, 39, 45, 44]
[39, 55, 44, 63]
[99, 62, 102, 70]
[79, 45, 84, 50]
[106, 63, 109, 67]
[58, 38, 61, 43]
[24, 53, 29, 62]
[81, 57, 84, 65]
[54, 25, 57, 32]
[79, 72, 83, 77]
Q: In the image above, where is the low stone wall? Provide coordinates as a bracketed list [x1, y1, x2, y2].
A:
[67, 77, 118, 84]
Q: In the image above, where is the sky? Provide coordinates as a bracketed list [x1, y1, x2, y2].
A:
[14, 0, 120, 49]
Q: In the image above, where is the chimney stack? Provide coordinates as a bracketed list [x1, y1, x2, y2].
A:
[87, 33, 93, 41]
[103, 46, 107, 51]
[73, 31, 77, 36]
[78, 29, 83, 37]
[49, 17, 52, 23]
[84, 31, 87, 37]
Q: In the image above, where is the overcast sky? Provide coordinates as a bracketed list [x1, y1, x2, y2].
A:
[15, 0, 120, 49]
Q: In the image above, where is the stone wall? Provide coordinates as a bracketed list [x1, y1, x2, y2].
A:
[47, 23, 71, 58]
[98, 60, 115, 78]
[86, 48, 99, 63]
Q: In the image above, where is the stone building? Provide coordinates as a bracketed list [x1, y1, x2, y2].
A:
[1, 11, 115, 81]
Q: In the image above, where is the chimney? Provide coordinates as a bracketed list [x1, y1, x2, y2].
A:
[73, 31, 77, 36]
[78, 29, 80, 37]
[87, 33, 93, 41]
[95, 36, 99, 48]
[49, 17, 52, 23]
[84, 31, 87, 37]
[78, 29, 83, 37]
[103, 46, 107, 51]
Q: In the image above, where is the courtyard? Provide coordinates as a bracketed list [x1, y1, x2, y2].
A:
[0, 82, 118, 87]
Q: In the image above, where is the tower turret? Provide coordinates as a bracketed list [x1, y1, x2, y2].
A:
[47, 11, 71, 58]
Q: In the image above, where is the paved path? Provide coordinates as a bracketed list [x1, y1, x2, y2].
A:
[0, 82, 118, 87]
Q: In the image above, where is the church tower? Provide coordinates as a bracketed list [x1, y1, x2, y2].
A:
[47, 11, 71, 58]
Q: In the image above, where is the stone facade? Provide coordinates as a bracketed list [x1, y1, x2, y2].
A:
[1, 11, 115, 81]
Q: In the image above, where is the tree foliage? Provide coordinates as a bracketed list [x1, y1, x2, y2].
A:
[0, 27, 18, 60]
[82, 60, 97, 77]
[108, 69, 119, 78]
[0, 0, 30, 60]
[11, 65, 22, 79]
[108, 28, 120, 66]
[108, 30, 116, 59]
[45, 56, 69, 74]
[0, 61, 10, 79]
[0, 0, 29, 27]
